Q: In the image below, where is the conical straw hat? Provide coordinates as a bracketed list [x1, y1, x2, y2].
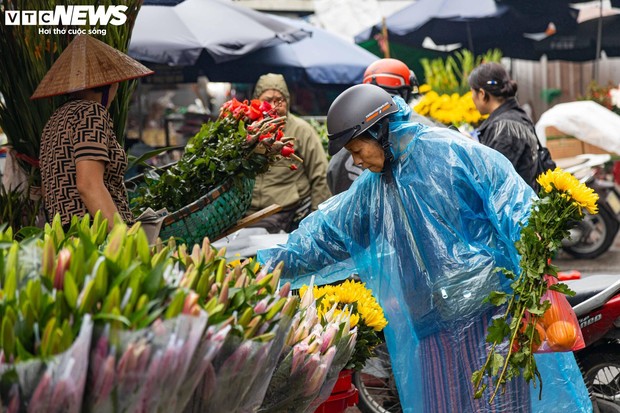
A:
[31, 35, 154, 99]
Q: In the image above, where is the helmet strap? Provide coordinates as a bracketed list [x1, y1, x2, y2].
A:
[100, 85, 111, 108]
[399, 87, 412, 103]
[377, 117, 393, 176]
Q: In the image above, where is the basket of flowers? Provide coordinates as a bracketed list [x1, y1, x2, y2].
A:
[129, 98, 301, 245]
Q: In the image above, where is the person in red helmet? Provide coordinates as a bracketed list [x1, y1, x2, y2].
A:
[362, 58, 420, 102]
[327, 58, 438, 195]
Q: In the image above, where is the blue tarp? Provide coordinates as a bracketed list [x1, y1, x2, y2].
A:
[259, 97, 592, 412]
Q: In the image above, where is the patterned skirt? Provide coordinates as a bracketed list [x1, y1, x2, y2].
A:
[419, 311, 531, 413]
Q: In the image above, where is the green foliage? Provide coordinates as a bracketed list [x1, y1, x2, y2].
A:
[345, 322, 382, 371]
[0, 184, 41, 234]
[579, 80, 620, 116]
[131, 101, 293, 214]
[308, 118, 330, 159]
[472, 171, 595, 403]
[132, 119, 268, 212]
[420, 49, 503, 95]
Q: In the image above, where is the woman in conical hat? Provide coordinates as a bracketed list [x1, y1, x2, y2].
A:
[32, 35, 153, 230]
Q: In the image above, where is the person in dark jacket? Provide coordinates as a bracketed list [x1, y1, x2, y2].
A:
[469, 62, 539, 190]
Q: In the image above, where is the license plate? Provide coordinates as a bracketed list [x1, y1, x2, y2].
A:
[606, 190, 620, 215]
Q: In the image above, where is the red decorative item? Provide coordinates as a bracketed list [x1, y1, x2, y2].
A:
[557, 270, 581, 281]
[613, 160, 620, 185]
[314, 370, 359, 413]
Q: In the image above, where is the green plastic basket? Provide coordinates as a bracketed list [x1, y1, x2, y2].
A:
[125, 169, 255, 246]
[159, 176, 255, 246]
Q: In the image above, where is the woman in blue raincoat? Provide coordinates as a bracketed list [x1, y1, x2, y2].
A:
[258, 84, 591, 413]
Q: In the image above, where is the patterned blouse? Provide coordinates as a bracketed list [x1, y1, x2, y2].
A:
[40, 99, 133, 226]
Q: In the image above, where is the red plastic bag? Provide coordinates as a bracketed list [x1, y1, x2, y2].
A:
[530, 275, 585, 353]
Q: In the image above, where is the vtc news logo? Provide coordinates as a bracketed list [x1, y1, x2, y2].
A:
[4, 5, 128, 35]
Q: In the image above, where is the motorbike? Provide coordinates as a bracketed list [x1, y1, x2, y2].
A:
[353, 273, 620, 413]
[558, 154, 620, 259]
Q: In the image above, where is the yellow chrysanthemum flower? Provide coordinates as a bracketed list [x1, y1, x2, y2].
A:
[536, 168, 599, 214]
[311, 280, 387, 332]
[419, 83, 432, 93]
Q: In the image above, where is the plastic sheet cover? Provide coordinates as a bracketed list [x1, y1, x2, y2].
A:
[258, 97, 592, 413]
[0, 315, 93, 413]
[535, 100, 620, 151]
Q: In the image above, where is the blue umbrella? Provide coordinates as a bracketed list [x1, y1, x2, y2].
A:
[201, 16, 379, 85]
[128, 0, 308, 64]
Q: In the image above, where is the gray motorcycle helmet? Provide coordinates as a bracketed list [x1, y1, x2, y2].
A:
[326, 84, 398, 156]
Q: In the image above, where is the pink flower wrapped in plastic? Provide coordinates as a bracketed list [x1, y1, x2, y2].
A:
[259, 285, 357, 413]
[83, 314, 207, 413]
[0, 315, 93, 413]
[184, 302, 296, 413]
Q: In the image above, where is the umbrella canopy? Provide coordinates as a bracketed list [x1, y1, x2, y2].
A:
[532, 10, 620, 61]
[128, 0, 308, 65]
[354, 0, 577, 56]
[199, 16, 379, 85]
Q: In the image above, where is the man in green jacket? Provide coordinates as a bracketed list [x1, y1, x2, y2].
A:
[248, 73, 331, 233]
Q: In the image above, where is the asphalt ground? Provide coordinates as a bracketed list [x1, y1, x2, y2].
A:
[552, 230, 620, 276]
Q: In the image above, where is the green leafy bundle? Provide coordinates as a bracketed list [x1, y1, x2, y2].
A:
[131, 99, 298, 213]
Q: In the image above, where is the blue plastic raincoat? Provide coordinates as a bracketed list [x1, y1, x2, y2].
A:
[258, 98, 592, 413]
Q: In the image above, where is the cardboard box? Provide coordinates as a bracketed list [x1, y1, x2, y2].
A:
[583, 142, 611, 155]
[544, 126, 614, 159]
[546, 137, 585, 159]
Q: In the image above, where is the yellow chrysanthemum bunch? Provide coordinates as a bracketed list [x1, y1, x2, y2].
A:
[414, 84, 487, 126]
[299, 279, 388, 370]
[474, 167, 599, 402]
[537, 168, 599, 215]
[301, 280, 388, 332]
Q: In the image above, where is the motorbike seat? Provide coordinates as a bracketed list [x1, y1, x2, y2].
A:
[565, 274, 620, 307]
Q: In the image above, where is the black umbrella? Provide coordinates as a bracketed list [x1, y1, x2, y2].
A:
[354, 0, 577, 56]
[128, 0, 308, 65]
[533, 10, 620, 61]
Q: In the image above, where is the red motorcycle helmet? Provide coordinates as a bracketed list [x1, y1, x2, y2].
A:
[363, 58, 419, 102]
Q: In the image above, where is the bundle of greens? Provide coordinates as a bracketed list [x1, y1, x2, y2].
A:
[132, 99, 300, 213]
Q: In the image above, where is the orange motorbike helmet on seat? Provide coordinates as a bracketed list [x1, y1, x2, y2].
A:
[363, 58, 419, 103]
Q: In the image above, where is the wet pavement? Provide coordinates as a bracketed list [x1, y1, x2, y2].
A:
[552, 230, 620, 277]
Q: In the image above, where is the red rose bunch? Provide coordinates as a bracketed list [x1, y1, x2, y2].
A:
[221, 98, 302, 166]
[132, 98, 302, 212]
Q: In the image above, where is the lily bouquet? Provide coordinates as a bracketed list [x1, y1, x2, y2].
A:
[174, 243, 299, 413]
[307, 279, 388, 371]
[28, 215, 209, 413]
[304, 279, 388, 412]
[0, 225, 93, 413]
[259, 280, 358, 413]
[132, 98, 301, 213]
[472, 168, 599, 403]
